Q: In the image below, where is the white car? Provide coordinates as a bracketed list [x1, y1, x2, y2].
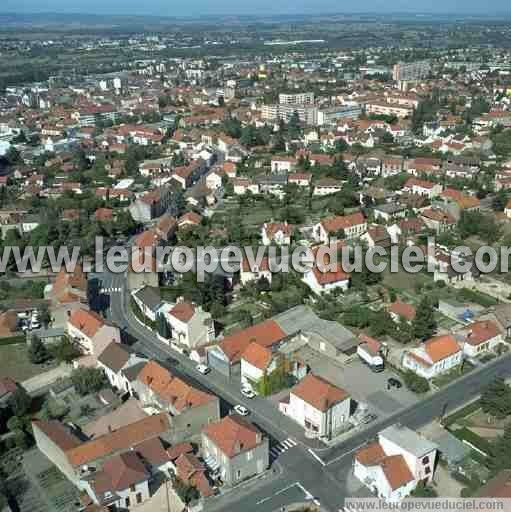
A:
[241, 387, 256, 399]
[233, 405, 249, 416]
[196, 364, 211, 375]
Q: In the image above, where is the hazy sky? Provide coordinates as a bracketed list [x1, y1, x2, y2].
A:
[1, 0, 510, 16]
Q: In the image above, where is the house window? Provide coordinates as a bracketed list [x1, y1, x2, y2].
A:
[425, 466, 431, 475]
[125, 497, 131, 508]
[247, 450, 253, 461]
[422, 456, 429, 465]
[237, 470, 242, 480]
[319, 342, 326, 351]
[136, 492, 143, 504]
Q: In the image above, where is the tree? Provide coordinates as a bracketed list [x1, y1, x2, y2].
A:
[404, 371, 430, 394]
[481, 378, 511, 420]
[412, 296, 437, 340]
[412, 482, 438, 497]
[28, 335, 49, 364]
[71, 367, 107, 396]
[171, 475, 200, 504]
[8, 387, 32, 417]
[49, 337, 81, 363]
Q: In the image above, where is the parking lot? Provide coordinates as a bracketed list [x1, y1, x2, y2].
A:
[294, 346, 419, 416]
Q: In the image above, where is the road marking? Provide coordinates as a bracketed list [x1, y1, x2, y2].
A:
[307, 448, 326, 466]
[270, 438, 298, 458]
[325, 441, 367, 466]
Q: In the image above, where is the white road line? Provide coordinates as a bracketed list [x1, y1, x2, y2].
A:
[325, 441, 367, 466]
[281, 440, 293, 449]
[307, 448, 326, 466]
[287, 438, 297, 446]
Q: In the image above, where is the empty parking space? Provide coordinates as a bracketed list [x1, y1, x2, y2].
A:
[293, 346, 419, 416]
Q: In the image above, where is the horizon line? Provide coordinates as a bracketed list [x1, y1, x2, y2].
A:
[2, 10, 511, 18]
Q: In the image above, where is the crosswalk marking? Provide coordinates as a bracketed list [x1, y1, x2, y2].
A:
[100, 287, 123, 294]
[270, 438, 298, 458]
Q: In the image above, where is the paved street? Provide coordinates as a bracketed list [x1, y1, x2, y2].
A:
[95, 268, 511, 512]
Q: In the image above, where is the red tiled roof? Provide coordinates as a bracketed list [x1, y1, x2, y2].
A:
[465, 320, 501, 346]
[321, 212, 365, 234]
[137, 361, 215, 411]
[66, 413, 170, 467]
[290, 374, 349, 412]
[203, 415, 263, 458]
[389, 301, 416, 322]
[217, 320, 287, 363]
[424, 335, 461, 362]
[169, 303, 196, 323]
[68, 309, 105, 338]
[241, 342, 273, 371]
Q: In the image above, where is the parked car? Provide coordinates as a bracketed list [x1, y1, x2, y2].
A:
[196, 364, 211, 375]
[241, 387, 256, 399]
[361, 413, 378, 424]
[387, 377, 402, 389]
[233, 405, 249, 416]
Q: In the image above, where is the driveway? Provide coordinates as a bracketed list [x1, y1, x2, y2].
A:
[294, 346, 419, 416]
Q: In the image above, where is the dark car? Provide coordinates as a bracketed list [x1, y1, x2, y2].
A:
[388, 377, 402, 389]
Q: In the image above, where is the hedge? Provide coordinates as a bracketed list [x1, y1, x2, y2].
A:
[451, 427, 492, 455]
[442, 400, 481, 427]
[0, 335, 26, 346]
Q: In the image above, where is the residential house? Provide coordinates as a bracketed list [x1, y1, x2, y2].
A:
[32, 414, 172, 505]
[314, 212, 367, 243]
[261, 222, 293, 246]
[279, 373, 351, 440]
[361, 225, 392, 249]
[240, 256, 272, 286]
[389, 301, 416, 324]
[403, 178, 443, 199]
[313, 178, 343, 197]
[373, 203, 407, 222]
[240, 342, 278, 392]
[271, 156, 297, 174]
[159, 300, 215, 350]
[232, 178, 259, 195]
[45, 264, 89, 328]
[67, 309, 121, 356]
[201, 415, 269, 486]
[420, 208, 456, 234]
[457, 320, 504, 358]
[96, 342, 147, 394]
[288, 172, 312, 188]
[129, 187, 174, 223]
[131, 286, 162, 322]
[134, 361, 220, 442]
[354, 423, 438, 502]
[402, 335, 463, 380]
[206, 320, 288, 378]
[302, 262, 350, 295]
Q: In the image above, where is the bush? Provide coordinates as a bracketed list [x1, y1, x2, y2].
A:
[28, 335, 49, 364]
[71, 367, 107, 396]
[404, 371, 430, 394]
[48, 337, 81, 363]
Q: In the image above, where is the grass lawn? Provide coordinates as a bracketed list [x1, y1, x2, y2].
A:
[0, 343, 48, 381]
[382, 268, 434, 300]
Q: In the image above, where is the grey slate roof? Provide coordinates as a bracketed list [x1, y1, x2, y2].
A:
[133, 285, 162, 313]
[273, 305, 358, 353]
[380, 423, 438, 458]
